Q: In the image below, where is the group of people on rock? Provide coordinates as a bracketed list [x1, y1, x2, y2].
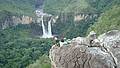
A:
[51, 31, 118, 68]
[52, 31, 102, 47]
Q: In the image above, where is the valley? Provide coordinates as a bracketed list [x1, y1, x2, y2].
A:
[0, 0, 120, 68]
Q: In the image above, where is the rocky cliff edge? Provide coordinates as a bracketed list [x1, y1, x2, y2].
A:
[49, 30, 120, 68]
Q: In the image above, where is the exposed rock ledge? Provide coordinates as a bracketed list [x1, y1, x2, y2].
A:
[49, 30, 120, 68]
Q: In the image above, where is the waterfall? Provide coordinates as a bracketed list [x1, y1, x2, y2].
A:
[41, 16, 53, 38]
[36, 10, 58, 38]
[41, 16, 47, 37]
[48, 19, 52, 36]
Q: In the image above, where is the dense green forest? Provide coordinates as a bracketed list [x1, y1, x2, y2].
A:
[87, 0, 120, 35]
[0, 25, 53, 68]
[0, 0, 35, 16]
[0, 0, 120, 68]
[43, 0, 118, 14]
[44, 0, 92, 14]
[52, 14, 98, 38]
[88, 5, 120, 35]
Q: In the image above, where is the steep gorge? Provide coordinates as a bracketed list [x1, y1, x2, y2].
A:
[0, 0, 120, 68]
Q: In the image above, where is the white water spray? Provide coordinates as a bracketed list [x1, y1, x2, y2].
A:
[41, 16, 53, 38]
[41, 16, 48, 38]
[48, 19, 52, 36]
[36, 10, 58, 38]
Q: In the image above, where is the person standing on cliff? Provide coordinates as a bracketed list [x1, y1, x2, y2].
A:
[59, 34, 67, 47]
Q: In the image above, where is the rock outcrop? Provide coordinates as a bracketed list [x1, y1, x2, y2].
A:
[74, 14, 98, 22]
[0, 15, 33, 29]
[98, 30, 120, 68]
[49, 30, 120, 68]
[12, 16, 33, 25]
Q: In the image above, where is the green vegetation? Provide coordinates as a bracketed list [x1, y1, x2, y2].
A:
[87, 5, 120, 35]
[52, 13, 98, 38]
[86, 0, 113, 12]
[0, 10, 13, 21]
[0, 0, 35, 16]
[0, 0, 120, 68]
[44, 0, 120, 38]
[0, 25, 53, 68]
[43, 0, 118, 15]
[26, 55, 51, 68]
[44, 0, 94, 15]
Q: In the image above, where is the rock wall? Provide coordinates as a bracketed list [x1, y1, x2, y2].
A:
[74, 14, 98, 22]
[49, 30, 120, 68]
[12, 16, 33, 25]
[0, 15, 33, 29]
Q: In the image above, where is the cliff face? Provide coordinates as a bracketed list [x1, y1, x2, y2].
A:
[0, 15, 33, 29]
[12, 16, 33, 25]
[49, 30, 120, 68]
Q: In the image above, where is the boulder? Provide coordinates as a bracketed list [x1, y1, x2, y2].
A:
[49, 30, 120, 68]
[98, 30, 120, 67]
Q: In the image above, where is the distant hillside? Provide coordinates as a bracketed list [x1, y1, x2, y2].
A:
[43, 0, 117, 15]
[87, 0, 120, 35]
[44, 0, 94, 14]
[0, 0, 35, 16]
[87, 5, 120, 35]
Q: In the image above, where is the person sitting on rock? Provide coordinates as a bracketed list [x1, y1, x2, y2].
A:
[59, 38, 72, 47]
[53, 36, 67, 47]
[87, 31, 97, 46]
[90, 39, 101, 47]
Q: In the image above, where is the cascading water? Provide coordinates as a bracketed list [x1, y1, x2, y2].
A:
[41, 16, 48, 38]
[41, 16, 53, 38]
[36, 9, 58, 38]
[48, 19, 52, 36]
